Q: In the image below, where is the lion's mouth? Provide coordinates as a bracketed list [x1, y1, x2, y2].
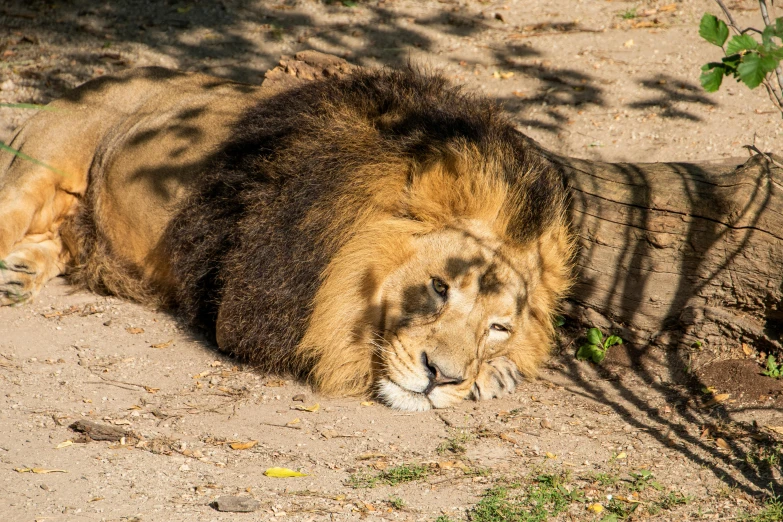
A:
[376, 377, 434, 411]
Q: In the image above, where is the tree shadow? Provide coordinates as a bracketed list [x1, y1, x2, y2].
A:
[629, 74, 717, 120]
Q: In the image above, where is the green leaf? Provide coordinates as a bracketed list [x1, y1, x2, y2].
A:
[700, 65, 725, 92]
[590, 348, 607, 364]
[721, 54, 741, 73]
[553, 315, 565, 327]
[699, 13, 729, 47]
[576, 344, 594, 361]
[586, 327, 603, 346]
[604, 335, 623, 349]
[699, 62, 724, 92]
[726, 34, 758, 55]
[763, 355, 782, 378]
[738, 53, 768, 89]
[767, 45, 783, 61]
[760, 53, 779, 74]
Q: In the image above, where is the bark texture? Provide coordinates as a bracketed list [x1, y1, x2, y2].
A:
[553, 153, 783, 369]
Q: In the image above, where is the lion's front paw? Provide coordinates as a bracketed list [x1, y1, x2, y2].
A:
[0, 257, 36, 305]
[469, 357, 524, 401]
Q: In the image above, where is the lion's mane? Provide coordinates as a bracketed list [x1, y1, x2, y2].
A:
[165, 67, 569, 394]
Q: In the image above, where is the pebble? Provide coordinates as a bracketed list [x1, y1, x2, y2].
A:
[212, 496, 261, 513]
[1, 80, 15, 91]
[292, 394, 306, 402]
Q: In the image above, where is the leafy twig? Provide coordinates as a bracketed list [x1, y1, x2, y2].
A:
[759, 0, 783, 97]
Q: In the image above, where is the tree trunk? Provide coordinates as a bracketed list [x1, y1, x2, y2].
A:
[550, 152, 783, 378]
[267, 52, 783, 380]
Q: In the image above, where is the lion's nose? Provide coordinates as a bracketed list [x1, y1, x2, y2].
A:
[422, 352, 464, 394]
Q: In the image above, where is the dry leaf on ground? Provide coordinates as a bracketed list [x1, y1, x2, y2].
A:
[264, 467, 307, 478]
[230, 440, 258, 450]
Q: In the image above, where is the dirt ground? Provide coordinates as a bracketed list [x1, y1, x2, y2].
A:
[1, 1, 782, 521]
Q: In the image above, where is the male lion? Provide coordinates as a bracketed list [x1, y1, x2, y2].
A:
[0, 57, 573, 411]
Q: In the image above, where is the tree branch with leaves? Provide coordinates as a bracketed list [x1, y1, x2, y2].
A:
[700, 1, 783, 116]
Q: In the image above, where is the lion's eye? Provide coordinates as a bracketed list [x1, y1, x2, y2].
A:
[431, 277, 449, 298]
[490, 323, 510, 332]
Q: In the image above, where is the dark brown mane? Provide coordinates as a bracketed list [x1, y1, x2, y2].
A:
[164, 66, 567, 378]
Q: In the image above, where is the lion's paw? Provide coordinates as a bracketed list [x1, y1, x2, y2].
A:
[469, 356, 524, 401]
[0, 255, 38, 306]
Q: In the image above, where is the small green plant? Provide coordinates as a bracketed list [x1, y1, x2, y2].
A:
[269, 24, 284, 41]
[434, 517, 456, 522]
[621, 7, 637, 20]
[468, 473, 583, 522]
[576, 327, 622, 363]
[651, 491, 693, 514]
[762, 354, 783, 378]
[348, 463, 428, 488]
[606, 497, 640, 519]
[591, 471, 621, 487]
[387, 496, 406, 510]
[627, 469, 663, 493]
[437, 430, 473, 455]
[739, 494, 783, 522]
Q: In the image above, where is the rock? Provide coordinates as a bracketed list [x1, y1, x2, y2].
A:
[69, 420, 130, 442]
[211, 496, 261, 513]
[292, 393, 306, 402]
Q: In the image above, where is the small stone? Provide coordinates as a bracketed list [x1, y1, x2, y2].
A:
[103, 320, 112, 326]
[212, 496, 261, 513]
[292, 394, 306, 402]
[541, 418, 552, 429]
[1, 80, 16, 91]
[40, 484, 51, 491]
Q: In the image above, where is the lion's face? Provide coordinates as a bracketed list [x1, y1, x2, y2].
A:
[374, 222, 540, 411]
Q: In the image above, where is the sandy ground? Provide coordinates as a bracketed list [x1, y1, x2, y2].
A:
[1, 1, 782, 521]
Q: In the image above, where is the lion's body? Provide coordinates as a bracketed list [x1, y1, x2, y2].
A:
[0, 62, 573, 410]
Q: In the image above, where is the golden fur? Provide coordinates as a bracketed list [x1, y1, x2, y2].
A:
[0, 65, 573, 410]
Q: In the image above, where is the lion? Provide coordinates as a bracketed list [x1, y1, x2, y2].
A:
[0, 55, 573, 411]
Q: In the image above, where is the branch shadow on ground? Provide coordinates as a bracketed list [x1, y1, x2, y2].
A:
[1, 0, 613, 136]
[629, 74, 717, 120]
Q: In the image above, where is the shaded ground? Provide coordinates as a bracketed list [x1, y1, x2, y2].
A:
[1, 1, 782, 521]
